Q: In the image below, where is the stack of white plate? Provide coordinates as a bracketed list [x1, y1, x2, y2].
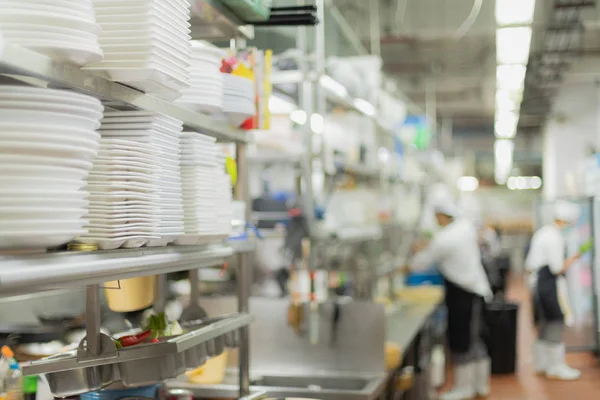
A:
[77, 111, 184, 249]
[176, 131, 223, 245]
[0, 0, 103, 66]
[0, 85, 103, 250]
[176, 42, 225, 113]
[214, 161, 233, 237]
[84, 0, 192, 99]
[222, 73, 255, 126]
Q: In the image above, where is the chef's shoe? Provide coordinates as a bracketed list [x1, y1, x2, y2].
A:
[545, 343, 581, 381]
[439, 363, 476, 400]
[533, 340, 548, 374]
[473, 357, 490, 397]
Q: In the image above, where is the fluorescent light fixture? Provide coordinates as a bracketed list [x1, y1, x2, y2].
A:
[319, 75, 348, 98]
[496, 27, 532, 65]
[354, 98, 376, 116]
[494, 139, 514, 184]
[290, 110, 307, 125]
[457, 176, 479, 192]
[496, 0, 536, 26]
[268, 95, 297, 115]
[507, 176, 542, 190]
[310, 113, 324, 133]
[495, 110, 518, 138]
[497, 64, 526, 91]
[495, 89, 522, 112]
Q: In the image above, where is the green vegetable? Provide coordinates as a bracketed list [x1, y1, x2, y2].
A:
[579, 239, 593, 255]
[143, 312, 169, 339]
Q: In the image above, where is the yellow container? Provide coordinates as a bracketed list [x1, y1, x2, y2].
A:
[186, 351, 228, 385]
[385, 342, 402, 371]
[105, 276, 156, 312]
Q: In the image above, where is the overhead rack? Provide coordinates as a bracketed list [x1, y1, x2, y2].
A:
[0, 42, 247, 143]
[189, 0, 254, 41]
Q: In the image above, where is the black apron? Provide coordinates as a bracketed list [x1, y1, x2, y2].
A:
[444, 278, 485, 354]
[533, 265, 564, 324]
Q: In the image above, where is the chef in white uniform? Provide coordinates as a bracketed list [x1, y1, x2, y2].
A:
[411, 200, 492, 400]
[526, 200, 582, 381]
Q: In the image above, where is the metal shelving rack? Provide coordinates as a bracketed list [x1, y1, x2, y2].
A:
[0, 6, 257, 398]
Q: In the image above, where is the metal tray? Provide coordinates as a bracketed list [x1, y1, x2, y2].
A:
[22, 313, 251, 397]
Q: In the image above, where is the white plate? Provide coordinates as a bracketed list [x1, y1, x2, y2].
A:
[0, 110, 100, 130]
[92, 52, 190, 77]
[0, 219, 87, 231]
[97, 18, 190, 37]
[0, 2, 95, 22]
[0, 164, 90, 180]
[0, 141, 97, 160]
[0, 176, 86, 190]
[0, 128, 100, 146]
[0, 229, 87, 250]
[101, 115, 182, 129]
[0, 154, 93, 170]
[95, 4, 189, 25]
[0, 11, 101, 35]
[0, 197, 88, 208]
[98, 28, 190, 43]
[0, 86, 102, 110]
[6, 39, 103, 66]
[0, 207, 87, 219]
[16, 0, 94, 13]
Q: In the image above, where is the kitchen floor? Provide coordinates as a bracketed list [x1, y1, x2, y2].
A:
[487, 276, 600, 399]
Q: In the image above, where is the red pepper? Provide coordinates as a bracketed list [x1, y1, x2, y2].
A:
[118, 330, 152, 347]
[151, 338, 159, 343]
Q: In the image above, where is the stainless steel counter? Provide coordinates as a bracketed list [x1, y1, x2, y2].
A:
[168, 300, 441, 400]
[386, 302, 440, 350]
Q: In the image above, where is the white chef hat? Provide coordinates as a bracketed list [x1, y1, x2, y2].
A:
[432, 200, 459, 218]
[554, 200, 580, 223]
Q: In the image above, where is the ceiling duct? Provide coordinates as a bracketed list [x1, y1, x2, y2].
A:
[520, 0, 595, 127]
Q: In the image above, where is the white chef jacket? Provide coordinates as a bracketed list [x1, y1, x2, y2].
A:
[525, 223, 574, 325]
[525, 223, 565, 283]
[412, 218, 492, 298]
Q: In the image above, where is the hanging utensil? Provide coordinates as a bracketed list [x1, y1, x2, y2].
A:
[180, 269, 208, 322]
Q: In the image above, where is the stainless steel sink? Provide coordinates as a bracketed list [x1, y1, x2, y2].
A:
[251, 375, 371, 391]
[171, 373, 387, 400]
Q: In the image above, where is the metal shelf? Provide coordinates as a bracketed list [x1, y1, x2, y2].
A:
[23, 313, 252, 396]
[0, 42, 247, 143]
[229, 238, 257, 253]
[189, 0, 254, 41]
[0, 244, 233, 298]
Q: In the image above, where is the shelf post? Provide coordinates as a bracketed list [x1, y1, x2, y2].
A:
[235, 138, 251, 397]
[85, 284, 102, 356]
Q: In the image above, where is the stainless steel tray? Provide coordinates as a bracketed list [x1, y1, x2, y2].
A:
[23, 313, 251, 397]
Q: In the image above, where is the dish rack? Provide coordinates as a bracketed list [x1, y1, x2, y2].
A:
[23, 314, 251, 397]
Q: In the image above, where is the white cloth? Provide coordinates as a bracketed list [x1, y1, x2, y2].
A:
[411, 218, 492, 298]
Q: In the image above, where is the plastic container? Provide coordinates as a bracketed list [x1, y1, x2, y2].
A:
[0, 346, 14, 395]
[485, 301, 519, 374]
[405, 272, 443, 286]
[185, 351, 228, 384]
[105, 275, 156, 312]
[80, 384, 159, 400]
[5, 361, 23, 400]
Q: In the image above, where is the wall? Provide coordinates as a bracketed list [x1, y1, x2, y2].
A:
[543, 82, 599, 199]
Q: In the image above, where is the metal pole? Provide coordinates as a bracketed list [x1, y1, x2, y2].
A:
[369, 0, 381, 58]
[85, 284, 101, 356]
[235, 141, 251, 397]
[153, 274, 167, 314]
[425, 81, 437, 149]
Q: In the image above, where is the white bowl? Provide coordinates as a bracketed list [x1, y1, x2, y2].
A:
[0, 11, 101, 35]
[0, 229, 87, 250]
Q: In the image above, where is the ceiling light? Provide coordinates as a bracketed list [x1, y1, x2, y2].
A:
[506, 176, 542, 190]
[457, 176, 479, 192]
[494, 111, 518, 138]
[495, 89, 522, 112]
[310, 113, 324, 133]
[319, 75, 348, 99]
[268, 95, 297, 115]
[494, 139, 514, 184]
[496, 0, 536, 26]
[353, 98, 377, 116]
[496, 27, 532, 65]
[290, 110, 307, 125]
[497, 64, 526, 91]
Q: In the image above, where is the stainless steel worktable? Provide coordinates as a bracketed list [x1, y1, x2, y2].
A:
[386, 302, 441, 350]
